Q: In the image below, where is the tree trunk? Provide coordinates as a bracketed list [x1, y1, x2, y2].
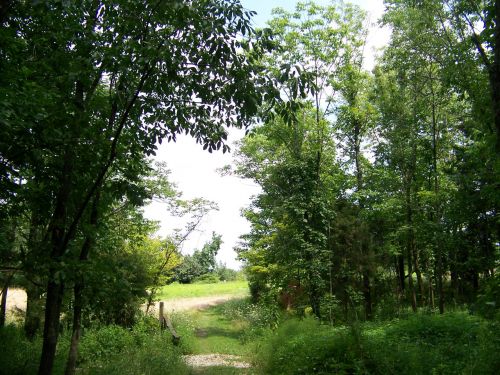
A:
[406, 186, 417, 312]
[65, 192, 100, 375]
[0, 283, 8, 327]
[397, 255, 405, 293]
[64, 282, 83, 375]
[492, 0, 500, 153]
[429, 276, 435, 309]
[407, 249, 417, 312]
[414, 250, 424, 306]
[38, 279, 64, 375]
[39, 143, 74, 375]
[430, 86, 444, 315]
[354, 117, 372, 320]
[362, 271, 372, 320]
[25, 284, 44, 340]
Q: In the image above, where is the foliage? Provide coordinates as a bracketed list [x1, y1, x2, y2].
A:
[0, 316, 189, 375]
[255, 312, 500, 375]
[216, 263, 241, 282]
[0, 0, 274, 371]
[174, 232, 222, 284]
[474, 273, 500, 320]
[192, 273, 221, 284]
[218, 298, 281, 340]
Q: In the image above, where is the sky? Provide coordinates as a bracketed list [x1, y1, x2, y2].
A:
[143, 0, 390, 269]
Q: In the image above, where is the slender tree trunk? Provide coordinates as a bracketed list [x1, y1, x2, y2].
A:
[362, 271, 372, 319]
[414, 252, 424, 306]
[407, 248, 417, 312]
[492, 0, 500, 153]
[429, 276, 435, 309]
[353, 118, 372, 320]
[406, 186, 417, 312]
[39, 279, 65, 375]
[65, 282, 83, 375]
[430, 87, 444, 314]
[397, 255, 405, 294]
[65, 191, 100, 375]
[24, 284, 44, 340]
[0, 282, 8, 327]
[39, 144, 74, 375]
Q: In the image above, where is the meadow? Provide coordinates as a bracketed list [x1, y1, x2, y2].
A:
[156, 280, 249, 300]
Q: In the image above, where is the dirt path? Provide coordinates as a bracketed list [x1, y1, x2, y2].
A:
[4, 288, 253, 372]
[144, 294, 241, 314]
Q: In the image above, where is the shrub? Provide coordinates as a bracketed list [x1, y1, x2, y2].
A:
[474, 273, 500, 320]
[192, 273, 220, 284]
[255, 312, 500, 374]
[80, 333, 189, 375]
[0, 325, 40, 375]
[218, 298, 281, 341]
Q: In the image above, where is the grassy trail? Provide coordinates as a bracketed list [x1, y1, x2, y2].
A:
[184, 300, 256, 375]
[189, 303, 250, 356]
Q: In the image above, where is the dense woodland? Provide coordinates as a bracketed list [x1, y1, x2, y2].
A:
[0, 1, 499, 374]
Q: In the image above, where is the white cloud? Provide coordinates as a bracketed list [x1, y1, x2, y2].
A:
[143, 0, 389, 270]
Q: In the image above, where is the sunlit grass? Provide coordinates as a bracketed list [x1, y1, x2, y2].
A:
[157, 280, 249, 300]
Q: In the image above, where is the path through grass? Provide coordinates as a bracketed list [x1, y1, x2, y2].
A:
[179, 299, 256, 374]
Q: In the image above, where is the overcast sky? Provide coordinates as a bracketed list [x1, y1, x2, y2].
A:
[143, 0, 390, 269]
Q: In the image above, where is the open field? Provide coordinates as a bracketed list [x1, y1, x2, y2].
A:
[156, 281, 249, 300]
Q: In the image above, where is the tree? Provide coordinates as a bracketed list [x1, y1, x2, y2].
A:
[0, 1, 272, 373]
[174, 232, 222, 284]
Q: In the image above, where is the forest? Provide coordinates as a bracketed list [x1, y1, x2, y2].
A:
[0, 0, 499, 374]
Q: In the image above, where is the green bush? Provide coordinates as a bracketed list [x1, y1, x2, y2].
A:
[80, 333, 189, 375]
[217, 298, 281, 341]
[0, 316, 189, 375]
[0, 325, 40, 375]
[192, 273, 220, 284]
[474, 273, 500, 320]
[255, 312, 500, 374]
[78, 325, 136, 363]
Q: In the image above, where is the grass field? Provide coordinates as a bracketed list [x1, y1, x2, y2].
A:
[156, 280, 249, 300]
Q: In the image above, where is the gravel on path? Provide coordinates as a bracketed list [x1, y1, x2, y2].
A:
[182, 354, 251, 369]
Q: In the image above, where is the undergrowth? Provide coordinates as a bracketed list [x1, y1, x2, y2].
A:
[255, 312, 500, 374]
[0, 314, 189, 375]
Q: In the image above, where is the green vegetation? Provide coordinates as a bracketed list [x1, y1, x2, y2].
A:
[0, 0, 499, 374]
[255, 313, 500, 375]
[234, 0, 499, 325]
[0, 316, 189, 375]
[157, 280, 249, 300]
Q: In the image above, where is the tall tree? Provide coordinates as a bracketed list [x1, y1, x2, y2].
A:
[0, 1, 271, 373]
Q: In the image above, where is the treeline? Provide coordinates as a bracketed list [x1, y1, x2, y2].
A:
[172, 232, 242, 284]
[234, 0, 499, 322]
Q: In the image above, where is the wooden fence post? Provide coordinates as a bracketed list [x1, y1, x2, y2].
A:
[158, 301, 180, 345]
